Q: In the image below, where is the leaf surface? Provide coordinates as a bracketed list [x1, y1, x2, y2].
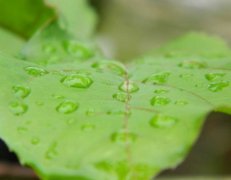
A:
[0, 34, 230, 180]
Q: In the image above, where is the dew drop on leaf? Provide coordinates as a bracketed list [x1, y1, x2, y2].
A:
[61, 73, 93, 88]
[85, 108, 95, 116]
[150, 96, 171, 106]
[111, 131, 137, 144]
[154, 89, 169, 94]
[31, 137, 40, 145]
[9, 101, 28, 116]
[66, 118, 76, 125]
[149, 114, 177, 128]
[81, 123, 95, 132]
[42, 44, 57, 54]
[56, 100, 79, 114]
[208, 81, 229, 92]
[24, 66, 48, 77]
[63, 41, 93, 59]
[17, 127, 28, 133]
[91, 61, 126, 76]
[119, 81, 139, 93]
[113, 92, 131, 102]
[12, 85, 31, 99]
[143, 72, 170, 84]
[45, 142, 58, 160]
[205, 73, 225, 82]
[175, 100, 188, 105]
[178, 60, 207, 69]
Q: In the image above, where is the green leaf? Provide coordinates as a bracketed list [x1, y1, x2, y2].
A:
[46, 0, 98, 39]
[21, 22, 102, 65]
[0, 27, 24, 55]
[0, 0, 55, 39]
[0, 34, 230, 180]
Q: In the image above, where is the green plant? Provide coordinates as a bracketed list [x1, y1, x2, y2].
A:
[0, 1, 230, 179]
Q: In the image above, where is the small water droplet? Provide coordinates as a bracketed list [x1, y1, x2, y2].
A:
[17, 127, 28, 133]
[66, 118, 76, 125]
[175, 100, 188, 105]
[9, 101, 28, 116]
[143, 72, 170, 84]
[52, 94, 65, 100]
[178, 60, 207, 69]
[42, 44, 57, 54]
[111, 131, 137, 144]
[150, 114, 177, 128]
[61, 73, 93, 88]
[81, 123, 95, 132]
[113, 92, 131, 102]
[119, 81, 139, 93]
[35, 101, 44, 106]
[150, 96, 171, 106]
[12, 85, 30, 99]
[45, 142, 58, 160]
[63, 41, 94, 59]
[154, 89, 169, 94]
[85, 108, 95, 116]
[205, 73, 225, 82]
[56, 100, 79, 114]
[31, 137, 40, 145]
[91, 61, 126, 76]
[208, 81, 229, 92]
[24, 66, 48, 77]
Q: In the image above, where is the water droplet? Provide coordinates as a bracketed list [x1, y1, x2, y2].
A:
[119, 81, 139, 93]
[63, 41, 93, 59]
[175, 100, 188, 105]
[35, 101, 44, 106]
[91, 61, 126, 76]
[52, 94, 65, 100]
[143, 72, 170, 84]
[17, 127, 28, 133]
[66, 118, 76, 125]
[42, 44, 57, 54]
[81, 123, 95, 132]
[154, 89, 169, 94]
[56, 100, 79, 114]
[179, 73, 193, 78]
[85, 108, 95, 116]
[31, 137, 40, 145]
[150, 114, 177, 128]
[9, 101, 28, 116]
[111, 131, 137, 144]
[205, 73, 225, 82]
[45, 142, 58, 160]
[12, 85, 30, 99]
[208, 81, 229, 92]
[24, 66, 48, 77]
[150, 96, 171, 106]
[178, 60, 207, 69]
[113, 92, 131, 102]
[61, 73, 93, 88]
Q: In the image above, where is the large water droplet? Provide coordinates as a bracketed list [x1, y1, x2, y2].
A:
[24, 66, 48, 77]
[208, 81, 229, 92]
[143, 72, 170, 84]
[150, 96, 171, 106]
[205, 73, 225, 82]
[12, 85, 31, 99]
[150, 114, 177, 128]
[61, 73, 93, 88]
[81, 123, 95, 132]
[178, 60, 207, 69]
[91, 61, 126, 76]
[111, 131, 137, 144]
[56, 100, 79, 114]
[113, 92, 131, 103]
[63, 41, 94, 59]
[9, 101, 28, 116]
[119, 81, 139, 93]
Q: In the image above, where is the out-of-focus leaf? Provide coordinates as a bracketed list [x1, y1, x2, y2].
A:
[46, 0, 98, 39]
[0, 28, 24, 55]
[0, 0, 55, 39]
[0, 34, 230, 180]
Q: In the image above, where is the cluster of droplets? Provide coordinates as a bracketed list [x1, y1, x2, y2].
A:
[205, 72, 229, 92]
[178, 60, 207, 69]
